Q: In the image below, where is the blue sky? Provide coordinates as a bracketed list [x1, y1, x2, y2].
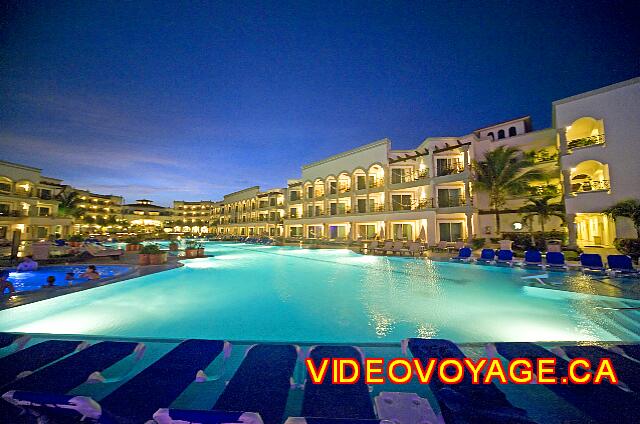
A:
[1, 1, 638, 205]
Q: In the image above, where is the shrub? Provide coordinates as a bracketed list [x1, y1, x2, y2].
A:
[124, 236, 142, 244]
[139, 244, 161, 254]
[185, 240, 202, 250]
[471, 238, 485, 250]
[68, 234, 84, 242]
[500, 231, 567, 251]
[614, 238, 640, 263]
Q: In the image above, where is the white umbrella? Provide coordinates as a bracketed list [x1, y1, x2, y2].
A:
[396, 225, 403, 240]
[379, 226, 385, 240]
[418, 225, 426, 242]
[346, 227, 352, 240]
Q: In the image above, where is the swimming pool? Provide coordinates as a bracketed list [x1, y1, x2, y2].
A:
[0, 243, 638, 343]
[5, 265, 133, 293]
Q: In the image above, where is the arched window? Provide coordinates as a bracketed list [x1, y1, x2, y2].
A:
[508, 127, 517, 137]
[487, 132, 495, 141]
[497, 129, 505, 139]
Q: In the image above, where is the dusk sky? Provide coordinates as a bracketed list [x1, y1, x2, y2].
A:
[1, 1, 639, 205]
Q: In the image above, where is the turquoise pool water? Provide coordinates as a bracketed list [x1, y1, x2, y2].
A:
[5, 265, 132, 293]
[0, 243, 639, 343]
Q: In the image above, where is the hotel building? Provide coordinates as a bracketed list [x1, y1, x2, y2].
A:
[0, 161, 73, 241]
[208, 77, 639, 248]
[555, 77, 640, 247]
[1, 77, 637, 247]
[68, 188, 124, 234]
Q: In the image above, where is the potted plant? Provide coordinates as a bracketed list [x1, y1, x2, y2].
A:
[125, 236, 142, 252]
[68, 234, 84, 247]
[184, 241, 201, 258]
[197, 243, 205, 258]
[169, 240, 180, 251]
[139, 243, 166, 265]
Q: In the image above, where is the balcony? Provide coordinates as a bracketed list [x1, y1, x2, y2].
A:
[391, 169, 429, 185]
[436, 163, 465, 177]
[438, 196, 470, 208]
[0, 210, 25, 217]
[338, 184, 351, 194]
[369, 178, 385, 188]
[567, 134, 605, 151]
[571, 179, 610, 194]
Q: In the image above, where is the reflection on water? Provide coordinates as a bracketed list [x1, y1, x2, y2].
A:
[0, 242, 638, 343]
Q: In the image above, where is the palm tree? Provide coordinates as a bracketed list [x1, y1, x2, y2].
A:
[472, 146, 546, 235]
[519, 195, 565, 236]
[56, 190, 81, 217]
[603, 199, 640, 238]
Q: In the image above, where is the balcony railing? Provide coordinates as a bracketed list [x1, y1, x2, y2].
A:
[338, 184, 351, 193]
[391, 169, 430, 185]
[369, 178, 385, 188]
[436, 163, 465, 176]
[571, 180, 610, 193]
[567, 134, 605, 151]
[0, 210, 24, 217]
[438, 196, 470, 208]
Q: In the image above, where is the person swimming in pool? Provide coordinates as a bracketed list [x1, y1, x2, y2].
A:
[65, 272, 75, 286]
[80, 265, 100, 280]
[42, 275, 56, 288]
[16, 255, 38, 272]
[0, 269, 16, 295]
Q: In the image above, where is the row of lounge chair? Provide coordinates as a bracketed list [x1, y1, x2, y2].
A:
[361, 240, 424, 257]
[243, 237, 275, 245]
[2, 333, 640, 423]
[450, 248, 639, 276]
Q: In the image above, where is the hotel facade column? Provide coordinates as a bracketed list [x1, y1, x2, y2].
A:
[463, 147, 473, 243]
[426, 210, 437, 245]
[566, 213, 577, 248]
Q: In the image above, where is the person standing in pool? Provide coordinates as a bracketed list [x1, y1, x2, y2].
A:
[16, 255, 38, 272]
[0, 270, 16, 295]
[65, 272, 75, 286]
[80, 265, 100, 280]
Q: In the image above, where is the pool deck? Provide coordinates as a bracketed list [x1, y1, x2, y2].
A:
[0, 252, 184, 310]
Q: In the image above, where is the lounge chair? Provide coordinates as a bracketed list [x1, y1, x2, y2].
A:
[494, 342, 640, 423]
[545, 251, 568, 271]
[2, 339, 226, 424]
[450, 247, 472, 262]
[521, 249, 543, 268]
[407, 339, 536, 424]
[0, 341, 139, 422]
[300, 345, 375, 419]
[475, 248, 495, 265]
[361, 240, 378, 254]
[580, 253, 606, 274]
[374, 241, 393, 255]
[560, 344, 640, 393]
[607, 255, 639, 277]
[0, 333, 22, 349]
[435, 241, 448, 252]
[0, 340, 83, 387]
[495, 249, 514, 266]
[212, 344, 298, 424]
[392, 241, 406, 255]
[153, 344, 297, 424]
[84, 243, 124, 260]
[406, 242, 423, 257]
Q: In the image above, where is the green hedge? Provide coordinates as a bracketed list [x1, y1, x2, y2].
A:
[500, 231, 567, 251]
